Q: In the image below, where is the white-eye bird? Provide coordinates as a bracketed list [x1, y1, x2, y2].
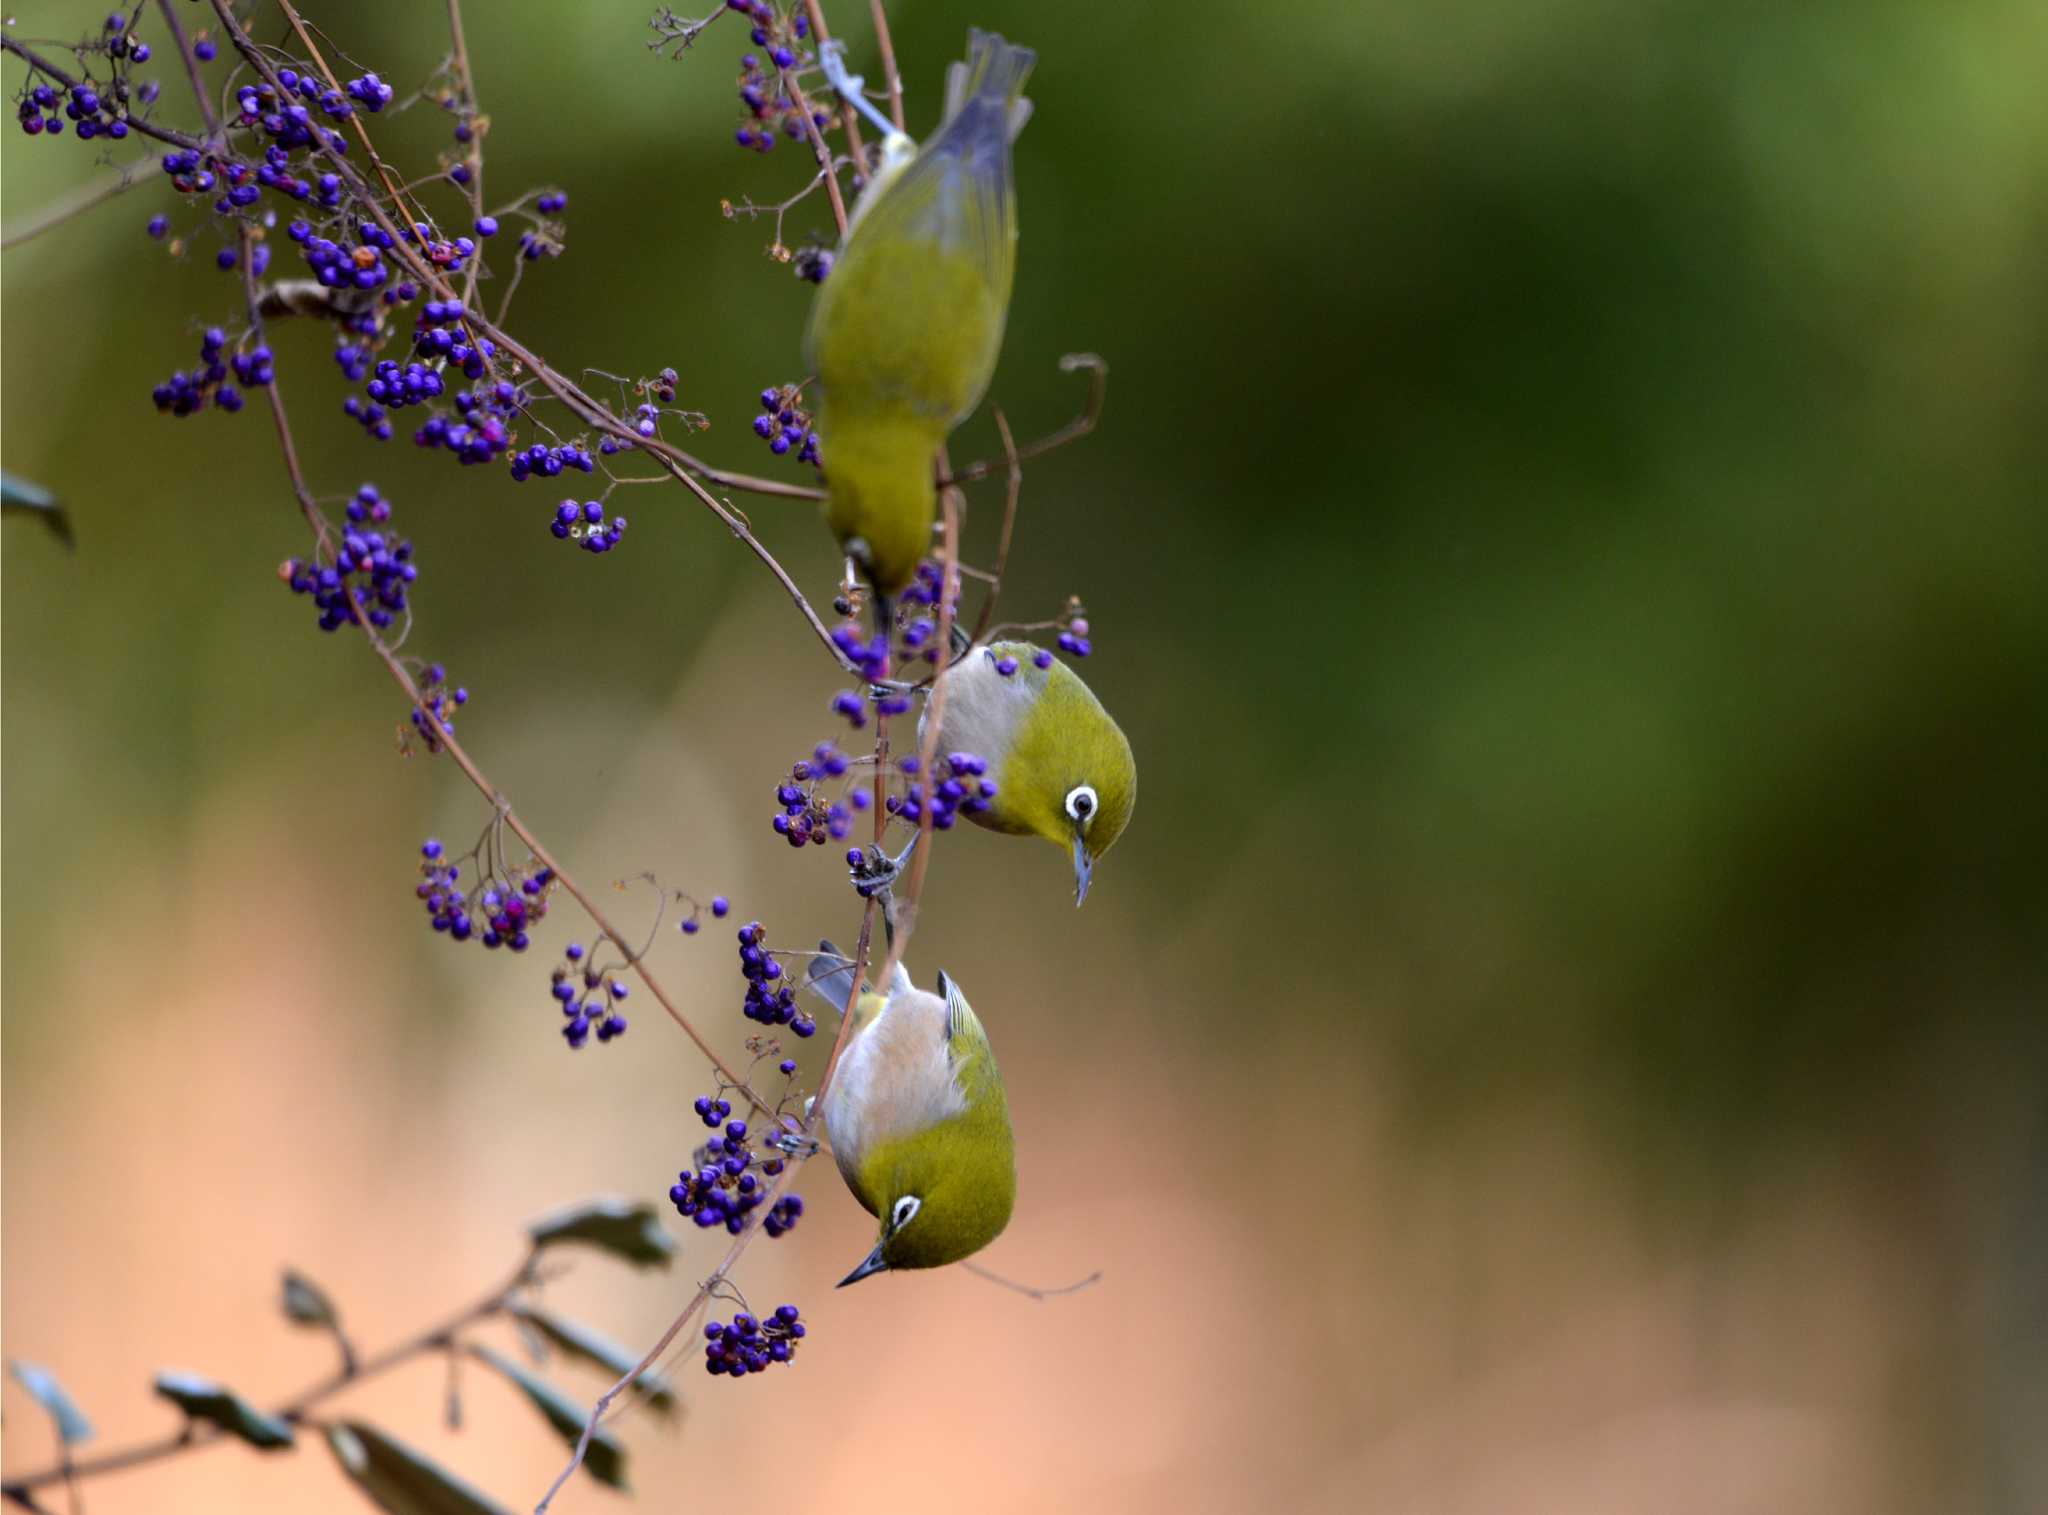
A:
[923, 641, 1137, 904]
[802, 30, 1035, 600]
[806, 941, 1014, 1286]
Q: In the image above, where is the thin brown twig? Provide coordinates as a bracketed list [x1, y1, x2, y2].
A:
[535, 903, 878, 1513]
[801, 1, 868, 182]
[872, 484, 959, 985]
[154, 0, 220, 138]
[208, 4, 864, 678]
[0, 1255, 539, 1501]
[940, 352, 1109, 488]
[269, 0, 437, 243]
[776, 64, 849, 236]
[0, 36, 208, 151]
[0, 151, 165, 252]
[970, 405, 1025, 645]
[444, 0, 486, 311]
[961, 1262, 1105, 1300]
[868, 0, 907, 132]
[221, 214, 772, 1115]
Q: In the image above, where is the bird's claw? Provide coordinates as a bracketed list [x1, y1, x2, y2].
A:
[848, 842, 899, 898]
[847, 835, 919, 899]
[818, 38, 908, 144]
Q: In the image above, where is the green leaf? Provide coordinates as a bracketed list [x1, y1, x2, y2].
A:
[282, 1268, 341, 1328]
[467, 1345, 629, 1491]
[525, 1198, 675, 1270]
[326, 1422, 512, 1515]
[152, 1371, 295, 1449]
[510, 1306, 678, 1418]
[7, 1359, 94, 1444]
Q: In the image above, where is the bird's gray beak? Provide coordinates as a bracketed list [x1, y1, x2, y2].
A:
[1073, 834, 1093, 907]
[837, 1242, 888, 1288]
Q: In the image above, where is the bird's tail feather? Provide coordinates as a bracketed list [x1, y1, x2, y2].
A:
[942, 29, 1034, 142]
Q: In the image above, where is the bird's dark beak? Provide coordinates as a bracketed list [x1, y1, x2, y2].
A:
[837, 1242, 888, 1288]
[1072, 834, 1093, 907]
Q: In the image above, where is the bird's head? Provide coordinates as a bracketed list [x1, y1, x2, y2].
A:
[838, 1087, 1015, 1286]
[998, 659, 1136, 904]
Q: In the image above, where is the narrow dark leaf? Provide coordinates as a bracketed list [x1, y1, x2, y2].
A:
[511, 1306, 678, 1418]
[282, 1268, 341, 1328]
[6, 1361, 93, 1444]
[525, 1198, 675, 1270]
[326, 1422, 511, 1515]
[467, 1345, 629, 1490]
[0, 473, 74, 550]
[152, 1371, 295, 1449]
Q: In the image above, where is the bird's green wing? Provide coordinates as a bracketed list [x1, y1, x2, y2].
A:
[934, 969, 989, 1052]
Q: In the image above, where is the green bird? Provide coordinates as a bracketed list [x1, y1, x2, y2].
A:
[806, 942, 1015, 1286]
[803, 30, 1035, 601]
[923, 641, 1137, 904]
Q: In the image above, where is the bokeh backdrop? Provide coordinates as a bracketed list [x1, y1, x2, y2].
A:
[5, 1, 2045, 1511]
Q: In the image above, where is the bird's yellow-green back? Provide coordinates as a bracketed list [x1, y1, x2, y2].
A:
[803, 30, 1035, 593]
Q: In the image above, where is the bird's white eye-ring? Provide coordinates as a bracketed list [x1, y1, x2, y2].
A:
[1065, 784, 1099, 828]
[890, 1195, 922, 1231]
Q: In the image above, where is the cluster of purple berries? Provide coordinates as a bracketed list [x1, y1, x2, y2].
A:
[159, 148, 221, 196]
[102, 13, 151, 59]
[231, 72, 348, 157]
[416, 838, 554, 949]
[17, 77, 134, 141]
[411, 379, 521, 466]
[549, 500, 629, 554]
[366, 358, 444, 410]
[289, 218, 400, 292]
[345, 72, 393, 113]
[702, 1305, 805, 1377]
[729, 2, 827, 152]
[891, 751, 996, 831]
[890, 558, 966, 665]
[408, 299, 496, 380]
[1057, 616, 1095, 658]
[770, 741, 860, 849]
[151, 327, 251, 417]
[825, 621, 912, 730]
[669, 1115, 801, 1236]
[516, 198, 567, 263]
[737, 922, 815, 1036]
[513, 193, 569, 262]
[551, 941, 629, 1048]
[341, 391, 392, 441]
[279, 483, 415, 631]
[753, 384, 820, 464]
[407, 662, 469, 753]
[508, 439, 596, 482]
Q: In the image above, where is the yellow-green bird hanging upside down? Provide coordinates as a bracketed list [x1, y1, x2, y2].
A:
[806, 942, 1014, 1286]
[803, 30, 1035, 600]
[924, 641, 1136, 904]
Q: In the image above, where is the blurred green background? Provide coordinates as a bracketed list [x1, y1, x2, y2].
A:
[4, 1, 2045, 1511]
